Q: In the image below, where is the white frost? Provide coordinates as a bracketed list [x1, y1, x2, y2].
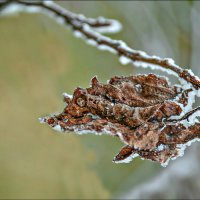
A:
[180, 108, 200, 128]
[188, 110, 200, 125]
[0, 3, 41, 16]
[161, 158, 170, 168]
[165, 57, 175, 65]
[63, 93, 73, 99]
[92, 19, 122, 34]
[114, 153, 139, 164]
[174, 138, 200, 161]
[86, 39, 97, 46]
[135, 84, 142, 93]
[170, 90, 196, 121]
[53, 125, 62, 132]
[133, 61, 179, 77]
[74, 31, 84, 38]
[38, 117, 46, 124]
[119, 56, 132, 65]
[98, 44, 117, 54]
[187, 69, 200, 82]
[156, 144, 166, 152]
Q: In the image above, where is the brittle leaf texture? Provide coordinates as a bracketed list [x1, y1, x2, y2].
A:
[40, 74, 200, 167]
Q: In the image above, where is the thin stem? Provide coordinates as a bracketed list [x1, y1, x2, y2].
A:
[0, 0, 114, 28]
[168, 106, 200, 122]
[1, 0, 200, 89]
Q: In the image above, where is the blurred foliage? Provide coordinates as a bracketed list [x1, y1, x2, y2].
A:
[0, 1, 199, 199]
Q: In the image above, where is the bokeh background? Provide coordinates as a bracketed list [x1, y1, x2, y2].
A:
[1, 1, 200, 199]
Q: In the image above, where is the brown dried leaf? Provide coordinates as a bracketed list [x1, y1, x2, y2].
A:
[40, 74, 200, 166]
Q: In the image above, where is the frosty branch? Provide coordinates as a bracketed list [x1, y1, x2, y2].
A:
[1, 0, 200, 89]
[0, 0, 115, 28]
[1, 0, 200, 167]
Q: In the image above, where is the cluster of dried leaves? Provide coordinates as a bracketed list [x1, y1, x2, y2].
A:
[41, 74, 200, 166]
[2, 0, 200, 166]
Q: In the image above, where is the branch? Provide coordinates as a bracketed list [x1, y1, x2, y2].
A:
[0, 0, 121, 32]
[169, 106, 200, 123]
[1, 0, 200, 90]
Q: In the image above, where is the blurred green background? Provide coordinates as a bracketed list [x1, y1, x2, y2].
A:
[1, 1, 200, 199]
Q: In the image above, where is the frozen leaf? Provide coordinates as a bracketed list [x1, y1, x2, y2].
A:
[39, 74, 200, 166]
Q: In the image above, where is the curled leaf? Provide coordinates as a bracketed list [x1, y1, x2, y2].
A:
[40, 74, 200, 167]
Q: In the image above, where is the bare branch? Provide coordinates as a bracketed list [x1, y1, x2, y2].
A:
[168, 106, 200, 122]
[0, 0, 121, 32]
[1, 0, 200, 89]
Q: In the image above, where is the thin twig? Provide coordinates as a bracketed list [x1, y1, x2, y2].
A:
[0, 0, 116, 28]
[1, 0, 200, 89]
[168, 106, 200, 122]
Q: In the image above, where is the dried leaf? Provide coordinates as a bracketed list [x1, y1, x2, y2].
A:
[40, 74, 200, 167]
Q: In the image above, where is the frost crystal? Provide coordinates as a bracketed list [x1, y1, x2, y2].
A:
[119, 56, 131, 65]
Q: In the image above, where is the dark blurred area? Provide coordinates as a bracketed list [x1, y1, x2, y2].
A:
[0, 1, 200, 199]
